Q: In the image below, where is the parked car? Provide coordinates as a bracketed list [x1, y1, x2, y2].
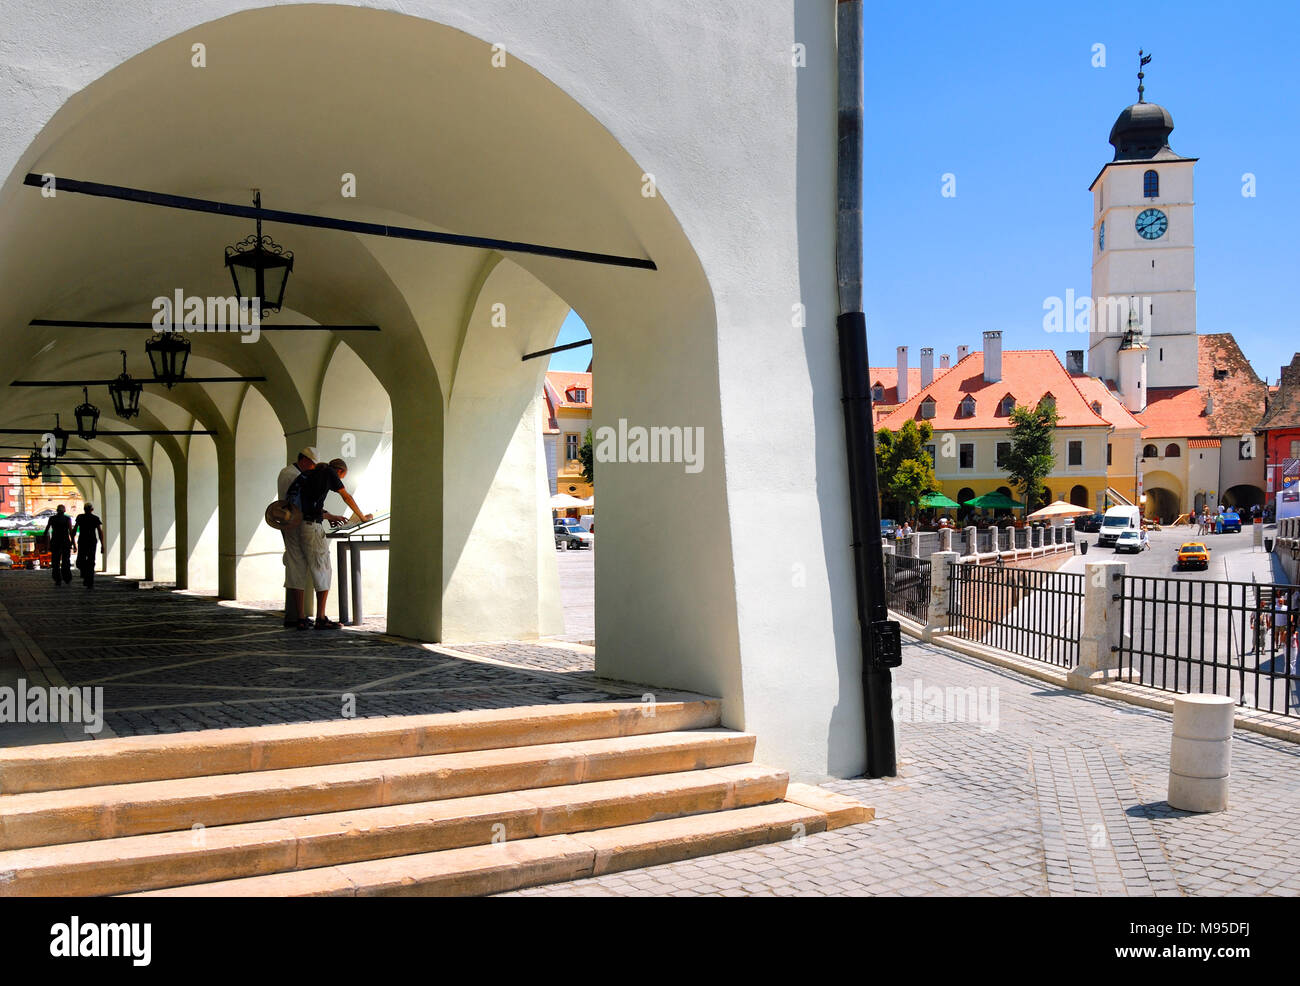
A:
[1114, 529, 1150, 553]
[0, 551, 12, 570]
[1176, 542, 1210, 571]
[1220, 510, 1242, 534]
[555, 516, 582, 529]
[1075, 513, 1105, 533]
[554, 524, 593, 550]
[880, 519, 897, 538]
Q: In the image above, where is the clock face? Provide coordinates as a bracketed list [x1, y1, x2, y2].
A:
[1098, 221, 1105, 251]
[1136, 208, 1167, 240]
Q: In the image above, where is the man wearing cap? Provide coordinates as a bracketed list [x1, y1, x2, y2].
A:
[278, 447, 317, 628]
[290, 458, 371, 630]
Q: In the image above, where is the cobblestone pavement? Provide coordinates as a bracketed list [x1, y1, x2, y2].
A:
[510, 640, 1300, 897]
[0, 572, 630, 740]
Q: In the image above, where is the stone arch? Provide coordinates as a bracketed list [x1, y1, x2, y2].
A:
[1070, 484, 1089, 507]
[231, 385, 288, 602]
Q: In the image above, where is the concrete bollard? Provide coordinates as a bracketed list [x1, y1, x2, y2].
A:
[939, 527, 952, 552]
[964, 525, 977, 557]
[1167, 694, 1234, 812]
[923, 550, 959, 640]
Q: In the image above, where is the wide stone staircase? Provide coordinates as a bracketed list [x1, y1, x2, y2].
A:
[0, 699, 871, 896]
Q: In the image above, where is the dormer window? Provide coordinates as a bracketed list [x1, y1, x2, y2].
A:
[1038, 394, 1056, 413]
[997, 395, 1015, 416]
[1212, 369, 1228, 381]
[567, 387, 588, 403]
[871, 383, 884, 402]
[920, 397, 936, 419]
[959, 395, 976, 418]
[1091, 400, 1103, 415]
[1143, 170, 1159, 198]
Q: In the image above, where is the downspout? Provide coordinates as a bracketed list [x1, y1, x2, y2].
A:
[835, 0, 899, 778]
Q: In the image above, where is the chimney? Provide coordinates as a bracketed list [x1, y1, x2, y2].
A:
[983, 330, 1003, 384]
[1065, 350, 1084, 375]
[939, 353, 951, 369]
[896, 346, 909, 403]
[920, 347, 934, 388]
[1205, 395, 1214, 416]
[956, 344, 971, 363]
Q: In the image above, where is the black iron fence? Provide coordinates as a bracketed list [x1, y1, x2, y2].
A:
[947, 561, 1084, 667]
[885, 553, 931, 624]
[1120, 575, 1300, 718]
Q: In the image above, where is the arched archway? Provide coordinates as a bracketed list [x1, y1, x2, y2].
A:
[1223, 484, 1265, 510]
[1070, 484, 1088, 507]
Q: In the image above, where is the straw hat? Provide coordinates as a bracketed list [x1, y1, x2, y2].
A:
[264, 499, 303, 531]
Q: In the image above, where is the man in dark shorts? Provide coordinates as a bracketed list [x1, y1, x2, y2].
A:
[43, 504, 74, 585]
[72, 503, 105, 589]
[286, 459, 371, 629]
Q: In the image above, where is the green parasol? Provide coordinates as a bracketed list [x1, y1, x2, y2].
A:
[963, 491, 1025, 510]
[918, 492, 961, 508]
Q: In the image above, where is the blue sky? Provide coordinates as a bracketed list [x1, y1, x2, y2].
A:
[554, 1, 1296, 381]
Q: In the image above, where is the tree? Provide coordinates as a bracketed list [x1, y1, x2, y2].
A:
[875, 419, 939, 518]
[1005, 403, 1058, 513]
[579, 428, 594, 486]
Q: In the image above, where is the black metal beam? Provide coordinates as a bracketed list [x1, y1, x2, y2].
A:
[30, 319, 379, 332]
[23, 174, 658, 271]
[0, 428, 215, 436]
[0, 444, 91, 452]
[521, 338, 592, 362]
[10, 376, 266, 387]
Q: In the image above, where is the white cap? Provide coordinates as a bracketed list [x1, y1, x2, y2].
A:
[298, 446, 319, 464]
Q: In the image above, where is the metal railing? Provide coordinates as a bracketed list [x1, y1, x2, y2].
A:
[1120, 575, 1300, 718]
[947, 561, 1085, 667]
[885, 553, 931, 624]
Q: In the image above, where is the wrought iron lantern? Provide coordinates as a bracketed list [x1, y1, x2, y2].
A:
[108, 350, 143, 418]
[224, 190, 294, 317]
[74, 386, 101, 440]
[48, 413, 70, 457]
[25, 450, 42, 479]
[145, 330, 191, 388]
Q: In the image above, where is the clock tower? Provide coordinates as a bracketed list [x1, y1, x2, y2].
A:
[1088, 60, 1198, 399]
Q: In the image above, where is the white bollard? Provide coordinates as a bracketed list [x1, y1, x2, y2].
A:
[1167, 694, 1234, 812]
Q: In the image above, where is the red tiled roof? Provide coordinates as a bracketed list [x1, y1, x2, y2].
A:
[1137, 335, 1268, 439]
[867, 366, 952, 407]
[1069, 374, 1145, 431]
[1261, 353, 1300, 431]
[875, 350, 1111, 431]
[1188, 438, 1222, 448]
[1138, 387, 1209, 439]
[545, 371, 593, 410]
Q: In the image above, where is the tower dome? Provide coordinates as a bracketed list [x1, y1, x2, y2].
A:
[1108, 101, 1176, 161]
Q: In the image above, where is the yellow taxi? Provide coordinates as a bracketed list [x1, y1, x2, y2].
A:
[1176, 542, 1210, 571]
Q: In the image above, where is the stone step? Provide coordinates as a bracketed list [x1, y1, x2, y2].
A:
[0, 763, 788, 897]
[0, 729, 756, 851]
[0, 699, 719, 794]
[128, 800, 828, 897]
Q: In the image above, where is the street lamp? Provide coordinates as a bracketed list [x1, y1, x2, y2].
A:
[108, 350, 143, 418]
[47, 413, 69, 457]
[74, 386, 101, 440]
[145, 330, 190, 388]
[224, 190, 294, 317]
[25, 450, 42, 479]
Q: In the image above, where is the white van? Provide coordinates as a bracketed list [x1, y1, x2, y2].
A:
[1098, 505, 1142, 547]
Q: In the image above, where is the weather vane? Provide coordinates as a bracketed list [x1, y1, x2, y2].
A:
[1137, 49, 1152, 102]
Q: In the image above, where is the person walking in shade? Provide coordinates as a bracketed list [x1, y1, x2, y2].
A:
[72, 503, 105, 589]
[43, 504, 74, 585]
[277, 446, 318, 628]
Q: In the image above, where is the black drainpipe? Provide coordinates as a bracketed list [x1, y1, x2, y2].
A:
[836, 0, 899, 778]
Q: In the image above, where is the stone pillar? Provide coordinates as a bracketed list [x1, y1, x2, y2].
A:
[1069, 558, 1128, 689]
[964, 526, 976, 557]
[911, 531, 922, 558]
[1031, 525, 1042, 548]
[1167, 694, 1234, 812]
[922, 550, 959, 641]
[882, 541, 895, 558]
[939, 527, 952, 552]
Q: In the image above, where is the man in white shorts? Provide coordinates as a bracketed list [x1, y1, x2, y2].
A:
[289, 458, 372, 630]
[279, 446, 317, 628]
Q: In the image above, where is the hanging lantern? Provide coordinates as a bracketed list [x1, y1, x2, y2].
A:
[25, 450, 42, 479]
[145, 330, 190, 388]
[74, 386, 101, 440]
[224, 190, 294, 317]
[108, 350, 143, 418]
[48, 413, 70, 457]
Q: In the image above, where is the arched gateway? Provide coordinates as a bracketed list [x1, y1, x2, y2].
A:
[0, 2, 863, 777]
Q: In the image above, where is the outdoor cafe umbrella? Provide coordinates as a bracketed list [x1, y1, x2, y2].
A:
[962, 491, 1024, 510]
[918, 492, 960, 509]
[550, 493, 589, 510]
[1026, 500, 1093, 521]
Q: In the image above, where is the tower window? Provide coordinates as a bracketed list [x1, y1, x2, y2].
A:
[871, 384, 884, 402]
[1143, 170, 1159, 197]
